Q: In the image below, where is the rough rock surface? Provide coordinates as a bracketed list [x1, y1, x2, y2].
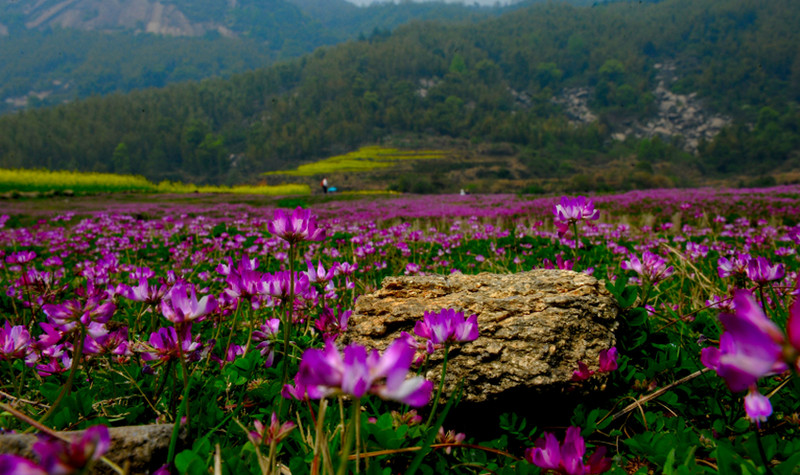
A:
[0, 423, 184, 474]
[345, 270, 619, 405]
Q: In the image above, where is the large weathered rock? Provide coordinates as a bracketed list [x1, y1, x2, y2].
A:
[345, 270, 619, 405]
[0, 423, 184, 474]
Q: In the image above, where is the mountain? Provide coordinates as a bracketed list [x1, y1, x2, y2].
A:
[0, 0, 502, 114]
[0, 0, 797, 189]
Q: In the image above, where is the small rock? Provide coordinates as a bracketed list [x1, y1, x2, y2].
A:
[0, 424, 185, 474]
[344, 270, 619, 406]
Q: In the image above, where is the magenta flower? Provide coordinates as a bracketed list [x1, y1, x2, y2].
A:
[140, 325, 206, 363]
[267, 207, 325, 244]
[5, 250, 36, 264]
[746, 256, 785, 285]
[42, 294, 115, 333]
[306, 260, 335, 284]
[553, 196, 600, 235]
[335, 261, 358, 276]
[314, 306, 351, 340]
[571, 361, 594, 382]
[11, 425, 111, 475]
[413, 308, 479, 353]
[572, 347, 618, 382]
[84, 327, 131, 359]
[620, 251, 674, 286]
[281, 374, 327, 401]
[598, 347, 618, 372]
[525, 426, 611, 475]
[295, 338, 433, 406]
[0, 454, 47, 475]
[717, 253, 750, 279]
[160, 283, 217, 324]
[248, 413, 296, 446]
[252, 318, 280, 366]
[222, 256, 263, 307]
[117, 278, 167, 306]
[260, 271, 310, 301]
[542, 253, 576, 270]
[36, 353, 72, 378]
[701, 291, 787, 392]
[0, 321, 36, 364]
[436, 426, 466, 454]
[744, 387, 772, 427]
[404, 263, 421, 275]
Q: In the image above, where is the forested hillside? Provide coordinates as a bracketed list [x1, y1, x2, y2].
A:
[0, 0, 503, 114]
[0, 0, 798, 189]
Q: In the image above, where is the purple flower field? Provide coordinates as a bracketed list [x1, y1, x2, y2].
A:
[2, 186, 800, 474]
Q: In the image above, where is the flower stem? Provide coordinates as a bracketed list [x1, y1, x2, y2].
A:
[5, 359, 21, 397]
[38, 325, 86, 425]
[175, 325, 191, 429]
[338, 397, 361, 475]
[281, 244, 297, 390]
[755, 426, 775, 475]
[425, 344, 450, 428]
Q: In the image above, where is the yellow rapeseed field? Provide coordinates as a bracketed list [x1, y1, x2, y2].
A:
[262, 146, 448, 177]
[0, 169, 309, 195]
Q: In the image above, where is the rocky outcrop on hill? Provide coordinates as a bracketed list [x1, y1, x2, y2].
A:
[17, 0, 235, 37]
[344, 270, 619, 406]
[554, 63, 730, 153]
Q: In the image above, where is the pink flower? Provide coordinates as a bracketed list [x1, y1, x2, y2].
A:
[0, 454, 47, 475]
[525, 426, 611, 474]
[6, 251, 36, 264]
[83, 327, 131, 358]
[413, 308, 479, 353]
[717, 253, 750, 279]
[744, 387, 772, 427]
[404, 263, 421, 275]
[306, 260, 335, 284]
[746, 256, 785, 284]
[0, 321, 36, 364]
[436, 427, 466, 454]
[18, 425, 111, 475]
[701, 290, 787, 392]
[252, 318, 281, 366]
[268, 207, 325, 244]
[314, 306, 351, 340]
[223, 256, 263, 306]
[260, 271, 310, 301]
[621, 251, 673, 285]
[572, 347, 618, 382]
[295, 338, 433, 406]
[160, 283, 217, 324]
[571, 362, 594, 382]
[117, 278, 167, 306]
[140, 325, 206, 363]
[553, 196, 600, 235]
[248, 413, 296, 446]
[42, 294, 115, 333]
[598, 347, 618, 372]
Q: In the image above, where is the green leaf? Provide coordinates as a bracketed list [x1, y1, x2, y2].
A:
[175, 450, 207, 475]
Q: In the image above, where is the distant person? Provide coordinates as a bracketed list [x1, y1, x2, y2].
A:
[321, 177, 329, 194]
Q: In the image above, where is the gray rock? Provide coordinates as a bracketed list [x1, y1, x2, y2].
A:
[344, 270, 619, 405]
[0, 423, 184, 474]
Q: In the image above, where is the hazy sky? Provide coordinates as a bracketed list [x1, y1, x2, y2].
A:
[344, 0, 514, 6]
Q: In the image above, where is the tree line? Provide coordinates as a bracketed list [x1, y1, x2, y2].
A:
[0, 0, 797, 186]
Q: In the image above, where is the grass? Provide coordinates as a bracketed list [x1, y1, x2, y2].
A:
[0, 168, 310, 195]
[262, 146, 449, 177]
